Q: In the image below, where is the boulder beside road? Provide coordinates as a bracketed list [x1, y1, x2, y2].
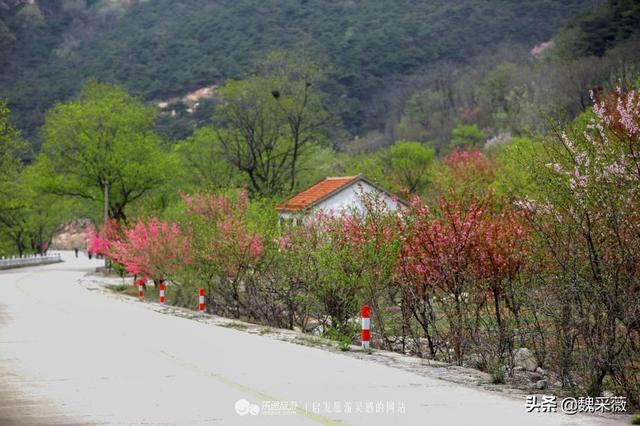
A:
[514, 347, 538, 372]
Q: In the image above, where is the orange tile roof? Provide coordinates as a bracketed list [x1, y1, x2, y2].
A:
[276, 176, 361, 212]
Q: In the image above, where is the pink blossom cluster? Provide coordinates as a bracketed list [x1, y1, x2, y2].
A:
[85, 219, 123, 258]
[400, 193, 530, 294]
[545, 89, 640, 204]
[592, 88, 640, 138]
[442, 149, 495, 189]
[111, 218, 191, 281]
[182, 190, 249, 221]
[183, 192, 263, 277]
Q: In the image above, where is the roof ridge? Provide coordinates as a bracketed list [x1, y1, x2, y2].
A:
[276, 175, 362, 212]
[325, 175, 359, 180]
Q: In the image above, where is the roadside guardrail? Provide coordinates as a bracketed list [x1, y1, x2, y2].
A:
[0, 253, 63, 270]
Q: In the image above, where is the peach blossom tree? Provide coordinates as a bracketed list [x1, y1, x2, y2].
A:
[111, 218, 191, 285]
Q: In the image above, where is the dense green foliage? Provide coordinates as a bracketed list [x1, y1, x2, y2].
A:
[34, 80, 173, 221]
[0, 98, 79, 255]
[0, 99, 28, 254]
[0, 99, 26, 199]
[172, 127, 242, 192]
[555, 0, 640, 57]
[1, 0, 598, 146]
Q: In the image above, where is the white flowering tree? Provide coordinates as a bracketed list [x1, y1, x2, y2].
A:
[517, 88, 640, 400]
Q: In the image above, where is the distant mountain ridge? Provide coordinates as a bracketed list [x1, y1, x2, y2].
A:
[0, 0, 602, 146]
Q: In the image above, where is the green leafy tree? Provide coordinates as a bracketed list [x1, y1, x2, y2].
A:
[397, 88, 453, 146]
[0, 99, 27, 210]
[173, 126, 244, 192]
[346, 142, 434, 197]
[450, 123, 485, 149]
[491, 137, 543, 198]
[14, 3, 44, 29]
[0, 99, 29, 254]
[390, 141, 435, 195]
[345, 150, 395, 193]
[35, 80, 171, 221]
[479, 62, 518, 130]
[0, 164, 74, 255]
[214, 50, 330, 197]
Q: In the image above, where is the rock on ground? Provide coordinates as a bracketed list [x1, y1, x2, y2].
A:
[513, 347, 538, 372]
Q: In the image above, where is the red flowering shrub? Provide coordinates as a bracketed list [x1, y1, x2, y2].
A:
[265, 191, 403, 341]
[111, 218, 191, 283]
[179, 191, 263, 317]
[440, 149, 495, 195]
[398, 186, 531, 364]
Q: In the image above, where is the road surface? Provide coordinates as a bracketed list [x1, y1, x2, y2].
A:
[0, 252, 626, 425]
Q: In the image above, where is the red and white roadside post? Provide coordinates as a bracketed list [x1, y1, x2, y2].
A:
[361, 305, 370, 350]
[159, 282, 166, 304]
[137, 278, 145, 299]
[198, 288, 205, 316]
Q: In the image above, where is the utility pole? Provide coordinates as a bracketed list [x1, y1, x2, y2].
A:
[103, 182, 109, 223]
[103, 182, 110, 268]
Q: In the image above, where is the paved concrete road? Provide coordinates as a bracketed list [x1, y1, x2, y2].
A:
[0, 252, 626, 425]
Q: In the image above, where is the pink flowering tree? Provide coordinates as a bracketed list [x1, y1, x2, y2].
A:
[180, 191, 263, 318]
[110, 218, 190, 285]
[270, 191, 402, 342]
[399, 193, 488, 362]
[314, 193, 402, 344]
[86, 219, 124, 259]
[516, 88, 640, 399]
[473, 205, 530, 361]
[399, 169, 531, 364]
[436, 149, 495, 198]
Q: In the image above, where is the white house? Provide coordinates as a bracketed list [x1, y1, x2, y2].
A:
[276, 174, 407, 220]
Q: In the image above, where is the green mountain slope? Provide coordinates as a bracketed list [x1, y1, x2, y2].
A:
[554, 0, 640, 57]
[1, 0, 600, 145]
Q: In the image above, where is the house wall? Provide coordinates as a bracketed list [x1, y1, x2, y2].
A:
[314, 181, 400, 215]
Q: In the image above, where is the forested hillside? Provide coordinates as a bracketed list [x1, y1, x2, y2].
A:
[1, 0, 600, 146]
[554, 0, 640, 57]
[383, 0, 640, 155]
